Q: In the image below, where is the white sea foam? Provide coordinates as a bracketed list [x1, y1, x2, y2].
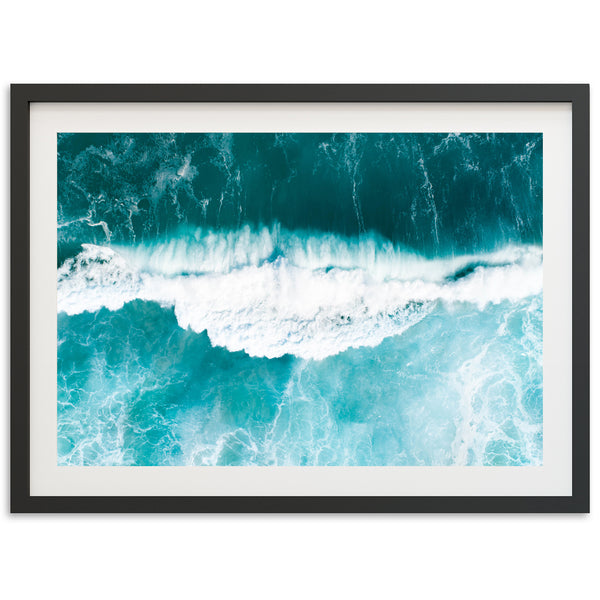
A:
[57, 230, 543, 360]
[113, 225, 536, 281]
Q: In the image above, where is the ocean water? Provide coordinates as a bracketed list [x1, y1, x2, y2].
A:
[57, 132, 543, 466]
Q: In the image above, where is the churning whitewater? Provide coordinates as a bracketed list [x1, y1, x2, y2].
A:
[57, 132, 543, 467]
[57, 228, 542, 360]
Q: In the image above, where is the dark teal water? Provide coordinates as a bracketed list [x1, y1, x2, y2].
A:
[57, 133, 542, 262]
[57, 133, 543, 466]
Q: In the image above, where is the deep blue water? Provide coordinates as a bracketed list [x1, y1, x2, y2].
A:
[57, 133, 543, 466]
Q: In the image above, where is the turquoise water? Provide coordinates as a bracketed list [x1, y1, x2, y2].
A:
[57, 133, 543, 466]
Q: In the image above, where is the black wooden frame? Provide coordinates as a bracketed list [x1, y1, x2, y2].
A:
[10, 84, 590, 513]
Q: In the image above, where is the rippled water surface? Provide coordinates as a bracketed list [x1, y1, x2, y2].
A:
[57, 132, 543, 466]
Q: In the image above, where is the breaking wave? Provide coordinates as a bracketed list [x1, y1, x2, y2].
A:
[57, 226, 543, 360]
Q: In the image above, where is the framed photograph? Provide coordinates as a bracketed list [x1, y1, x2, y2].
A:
[11, 84, 589, 513]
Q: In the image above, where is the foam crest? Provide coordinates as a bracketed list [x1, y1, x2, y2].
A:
[115, 225, 538, 281]
[58, 232, 543, 360]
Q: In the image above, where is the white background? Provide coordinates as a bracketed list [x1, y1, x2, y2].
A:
[0, 1, 597, 598]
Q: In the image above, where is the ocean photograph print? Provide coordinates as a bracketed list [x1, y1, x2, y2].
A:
[56, 132, 543, 468]
[11, 85, 589, 512]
